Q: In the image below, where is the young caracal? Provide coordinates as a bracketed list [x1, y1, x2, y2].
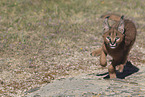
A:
[91, 14, 137, 79]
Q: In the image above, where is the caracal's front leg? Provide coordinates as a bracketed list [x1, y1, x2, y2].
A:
[90, 48, 102, 57]
[108, 64, 116, 79]
[100, 50, 107, 67]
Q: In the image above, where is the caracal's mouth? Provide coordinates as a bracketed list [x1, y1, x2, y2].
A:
[110, 46, 116, 49]
[109, 44, 117, 49]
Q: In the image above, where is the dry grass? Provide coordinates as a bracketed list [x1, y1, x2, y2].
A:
[0, 0, 145, 96]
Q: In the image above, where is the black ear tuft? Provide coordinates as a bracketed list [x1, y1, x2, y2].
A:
[103, 16, 110, 32]
[121, 15, 124, 19]
[106, 16, 110, 19]
[118, 16, 124, 34]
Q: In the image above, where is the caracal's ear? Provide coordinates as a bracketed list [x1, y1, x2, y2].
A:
[118, 15, 124, 34]
[103, 16, 110, 32]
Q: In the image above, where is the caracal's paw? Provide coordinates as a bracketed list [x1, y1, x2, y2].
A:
[90, 50, 98, 57]
[90, 48, 102, 57]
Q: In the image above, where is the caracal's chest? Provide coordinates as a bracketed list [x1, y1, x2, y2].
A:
[105, 43, 125, 59]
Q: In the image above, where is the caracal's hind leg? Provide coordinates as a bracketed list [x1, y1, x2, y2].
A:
[100, 50, 107, 67]
[116, 58, 127, 72]
[116, 64, 125, 72]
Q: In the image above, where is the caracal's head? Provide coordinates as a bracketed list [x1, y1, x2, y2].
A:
[102, 16, 125, 49]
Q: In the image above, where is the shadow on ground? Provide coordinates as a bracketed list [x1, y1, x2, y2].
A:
[96, 61, 139, 79]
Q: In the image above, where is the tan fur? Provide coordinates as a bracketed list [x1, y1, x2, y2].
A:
[91, 14, 137, 79]
[101, 13, 122, 21]
[91, 48, 102, 56]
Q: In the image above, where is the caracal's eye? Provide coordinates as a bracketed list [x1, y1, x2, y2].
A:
[115, 37, 120, 41]
[106, 37, 111, 41]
